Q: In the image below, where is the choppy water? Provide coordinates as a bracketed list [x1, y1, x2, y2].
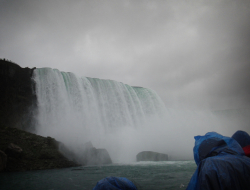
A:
[0, 161, 196, 190]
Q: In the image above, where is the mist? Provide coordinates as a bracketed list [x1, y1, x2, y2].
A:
[89, 109, 249, 162]
[32, 68, 248, 163]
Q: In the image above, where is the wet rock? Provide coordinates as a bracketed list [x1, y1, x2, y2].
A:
[5, 143, 23, 159]
[0, 127, 79, 172]
[84, 142, 111, 164]
[0, 59, 37, 131]
[86, 148, 112, 165]
[0, 150, 7, 171]
[79, 141, 112, 165]
[39, 150, 56, 159]
[46, 136, 59, 149]
[61, 141, 112, 165]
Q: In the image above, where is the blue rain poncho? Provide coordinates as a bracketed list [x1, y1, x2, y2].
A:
[232, 130, 250, 148]
[186, 132, 250, 190]
[92, 177, 137, 190]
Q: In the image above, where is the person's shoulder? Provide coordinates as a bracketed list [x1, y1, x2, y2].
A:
[201, 154, 250, 172]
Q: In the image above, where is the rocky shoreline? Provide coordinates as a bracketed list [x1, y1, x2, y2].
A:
[0, 127, 80, 172]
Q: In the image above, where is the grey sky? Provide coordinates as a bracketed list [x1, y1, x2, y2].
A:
[1, 0, 250, 110]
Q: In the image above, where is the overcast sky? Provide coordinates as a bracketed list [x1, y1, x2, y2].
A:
[1, 0, 250, 110]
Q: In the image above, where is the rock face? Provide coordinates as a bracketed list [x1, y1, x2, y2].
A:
[84, 148, 112, 165]
[5, 143, 23, 159]
[60, 141, 112, 165]
[0, 59, 37, 131]
[0, 59, 112, 169]
[0, 127, 79, 172]
[0, 150, 7, 171]
[136, 151, 168, 161]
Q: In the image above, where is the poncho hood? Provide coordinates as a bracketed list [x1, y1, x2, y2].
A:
[193, 132, 244, 165]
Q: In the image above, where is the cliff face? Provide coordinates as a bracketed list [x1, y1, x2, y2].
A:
[0, 60, 81, 171]
[0, 127, 79, 172]
[0, 59, 36, 131]
[0, 60, 112, 170]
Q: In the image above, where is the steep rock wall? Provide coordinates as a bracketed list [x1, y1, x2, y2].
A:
[0, 59, 36, 131]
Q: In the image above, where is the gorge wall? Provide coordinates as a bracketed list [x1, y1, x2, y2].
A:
[0, 59, 36, 131]
[0, 60, 82, 171]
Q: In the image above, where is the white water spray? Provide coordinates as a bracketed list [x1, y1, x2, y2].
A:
[33, 68, 249, 163]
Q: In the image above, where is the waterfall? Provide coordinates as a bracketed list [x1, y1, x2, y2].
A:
[33, 68, 166, 162]
[33, 68, 250, 163]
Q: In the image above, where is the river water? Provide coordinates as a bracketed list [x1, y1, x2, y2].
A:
[0, 161, 196, 190]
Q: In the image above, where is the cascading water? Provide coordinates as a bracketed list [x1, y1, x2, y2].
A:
[33, 68, 167, 162]
[33, 68, 250, 163]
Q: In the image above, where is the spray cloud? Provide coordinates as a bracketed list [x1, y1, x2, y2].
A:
[33, 68, 249, 163]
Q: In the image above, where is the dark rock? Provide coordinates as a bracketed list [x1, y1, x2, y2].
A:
[0, 127, 79, 172]
[80, 141, 112, 165]
[0, 59, 37, 131]
[58, 142, 77, 162]
[86, 148, 112, 165]
[0, 150, 7, 171]
[5, 143, 23, 159]
[39, 150, 56, 159]
[0, 60, 111, 169]
[46, 136, 59, 149]
[136, 151, 168, 161]
[60, 141, 112, 165]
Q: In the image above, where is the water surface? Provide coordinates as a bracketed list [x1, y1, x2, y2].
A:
[0, 161, 196, 190]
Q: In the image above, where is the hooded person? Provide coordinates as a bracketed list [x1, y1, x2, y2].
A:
[186, 132, 250, 190]
[232, 130, 250, 157]
[92, 177, 138, 190]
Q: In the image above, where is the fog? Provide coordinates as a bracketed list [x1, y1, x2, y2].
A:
[93, 109, 249, 162]
[33, 68, 249, 163]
